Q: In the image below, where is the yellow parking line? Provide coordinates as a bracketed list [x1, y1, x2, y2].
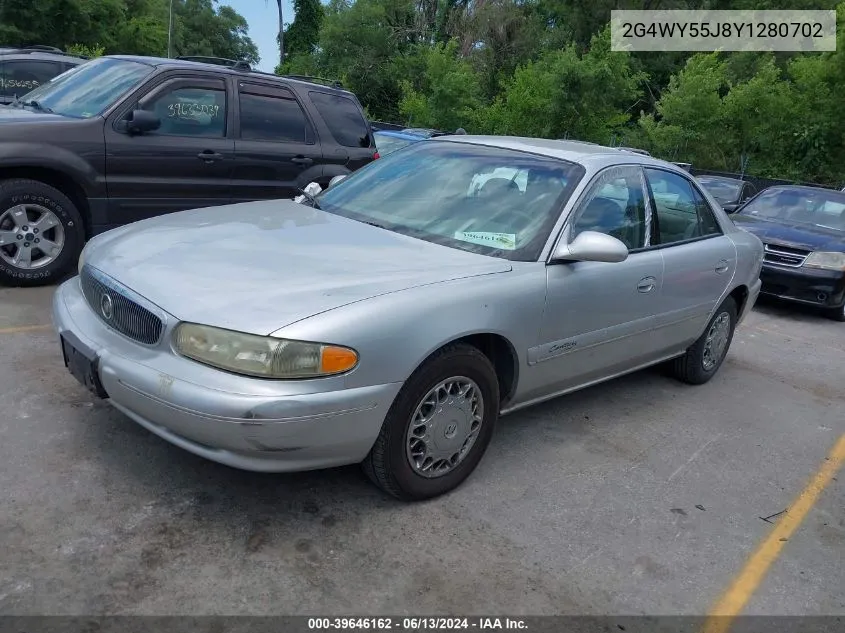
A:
[0, 324, 52, 334]
[702, 433, 845, 633]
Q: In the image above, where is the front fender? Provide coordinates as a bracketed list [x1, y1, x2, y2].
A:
[272, 263, 547, 392]
[0, 142, 99, 195]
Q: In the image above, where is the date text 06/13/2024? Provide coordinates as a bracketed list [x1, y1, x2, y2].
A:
[307, 618, 528, 630]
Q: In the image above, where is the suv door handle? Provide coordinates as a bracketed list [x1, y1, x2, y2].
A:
[715, 259, 730, 274]
[291, 156, 313, 166]
[637, 276, 656, 293]
[197, 151, 223, 163]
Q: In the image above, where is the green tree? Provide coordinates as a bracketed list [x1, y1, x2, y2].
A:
[284, 0, 325, 58]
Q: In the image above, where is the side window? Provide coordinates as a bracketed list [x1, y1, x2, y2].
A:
[308, 91, 370, 148]
[742, 183, 756, 201]
[0, 60, 61, 97]
[645, 168, 721, 244]
[239, 88, 311, 143]
[144, 85, 227, 137]
[570, 165, 650, 250]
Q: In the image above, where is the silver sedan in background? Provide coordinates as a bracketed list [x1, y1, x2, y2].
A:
[52, 137, 764, 500]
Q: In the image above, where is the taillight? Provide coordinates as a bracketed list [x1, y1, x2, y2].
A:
[373, 151, 380, 160]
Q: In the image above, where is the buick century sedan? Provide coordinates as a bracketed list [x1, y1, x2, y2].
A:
[53, 137, 763, 500]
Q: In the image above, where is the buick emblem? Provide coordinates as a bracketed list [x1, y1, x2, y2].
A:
[100, 293, 114, 320]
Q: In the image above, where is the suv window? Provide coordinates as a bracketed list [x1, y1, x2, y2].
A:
[146, 85, 227, 137]
[645, 168, 722, 244]
[308, 91, 370, 148]
[239, 86, 312, 143]
[570, 165, 651, 250]
[0, 60, 62, 97]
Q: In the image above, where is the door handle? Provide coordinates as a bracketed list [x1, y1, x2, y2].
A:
[197, 151, 223, 163]
[715, 259, 730, 274]
[637, 276, 656, 293]
[291, 156, 314, 166]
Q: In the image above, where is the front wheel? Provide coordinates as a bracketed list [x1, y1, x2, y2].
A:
[0, 179, 85, 287]
[362, 343, 499, 501]
[670, 296, 738, 385]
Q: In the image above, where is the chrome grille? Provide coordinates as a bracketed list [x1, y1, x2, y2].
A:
[80, 266, 164, 345]
[763, 243, 810, 268]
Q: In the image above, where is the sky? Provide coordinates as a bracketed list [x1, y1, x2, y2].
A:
[228, 0, 297, 72]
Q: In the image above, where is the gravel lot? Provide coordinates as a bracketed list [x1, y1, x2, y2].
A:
[1, 284, 843, 616]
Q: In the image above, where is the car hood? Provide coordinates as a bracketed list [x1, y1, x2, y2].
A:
[0, 105, 70, 124]
[85, 200, 513, 335]
[732, 214, 845, 252]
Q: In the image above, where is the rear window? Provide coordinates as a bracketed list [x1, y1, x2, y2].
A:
[0, 59, 62, 98]
[308, 91, 370, 148]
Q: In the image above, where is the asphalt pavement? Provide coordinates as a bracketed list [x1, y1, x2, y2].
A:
[1, 285, 843, 616]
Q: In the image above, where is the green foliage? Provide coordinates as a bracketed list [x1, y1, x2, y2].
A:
[399, 40, 482, 130]
[0, 0, 843, 184]
[67, 43, 106, 58]
[285, 0, 325, 58]
[478, 28, 645, 143]
[0, 0, 258, 65]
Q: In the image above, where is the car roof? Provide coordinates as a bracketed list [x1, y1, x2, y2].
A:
[762, 184, 845, 199]
[436, 135, 684, 171]
[375, 130, 427, 141]
[106, 55, 357, 96]
[698, 175, 745, 185]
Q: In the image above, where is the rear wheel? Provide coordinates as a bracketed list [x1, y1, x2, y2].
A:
[0, 179, 85, 287]
[362, 343, 499, 500]
[669, 297, 738, 385]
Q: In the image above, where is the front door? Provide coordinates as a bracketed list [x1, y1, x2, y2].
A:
[104, 76, 234, 225]
[231, 81, 324, 202]
[643, 167, 737, 353]
[526, 165, 665, 399]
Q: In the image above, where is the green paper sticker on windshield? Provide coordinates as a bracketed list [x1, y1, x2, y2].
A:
[454, 231, 517, 250]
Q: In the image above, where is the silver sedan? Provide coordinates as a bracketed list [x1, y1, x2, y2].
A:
[52, 136, 764, 500]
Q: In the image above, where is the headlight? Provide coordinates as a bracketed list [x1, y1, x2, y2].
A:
[803, 251, 845, 271]
[173, 323, 358, 379]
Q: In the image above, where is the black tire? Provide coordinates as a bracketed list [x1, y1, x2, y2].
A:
[825, 303, 845, 322]
[670, 296, 738, 385]
[0, 179, 85, 287]
[362, 343, 499, 501]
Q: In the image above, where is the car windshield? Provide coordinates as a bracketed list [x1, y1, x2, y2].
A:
[17, 57, 154, 119]
[316, 140, 585, 261]
[374, 133, 415, 156]
[738, 187, 845, 231]
[698, 178, 742, 203]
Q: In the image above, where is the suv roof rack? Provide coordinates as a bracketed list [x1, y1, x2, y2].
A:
[176, 55, 251, 71]
[283, 74, 344, 89]
[0, 45, 86, 58]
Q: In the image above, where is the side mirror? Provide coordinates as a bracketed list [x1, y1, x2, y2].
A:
[551, 230, 629, 263]
[328, 174, 348, 188]
[722, 202, 739, 213]
[126, 109, 160, 135]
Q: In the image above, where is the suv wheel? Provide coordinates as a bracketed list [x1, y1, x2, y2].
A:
[0, 179, 85, 287]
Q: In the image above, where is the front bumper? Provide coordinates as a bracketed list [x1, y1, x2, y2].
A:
[52, 277, 402, 472]
[759, 264, 845, 309]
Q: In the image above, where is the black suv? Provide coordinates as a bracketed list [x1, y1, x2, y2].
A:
[0, 45, 86, 105]
[0, 55, 377, 286]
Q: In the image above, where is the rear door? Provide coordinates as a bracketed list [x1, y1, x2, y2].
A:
[231, 81, 323, 202]
[104, 74, 234, 223]
[644, 167, 737, 353]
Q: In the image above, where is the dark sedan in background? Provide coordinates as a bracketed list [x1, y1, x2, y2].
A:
[697, 175, 758, 213]
[732, 185, 845, 321]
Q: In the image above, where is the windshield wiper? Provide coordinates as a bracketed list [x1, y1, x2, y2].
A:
[296, 187, 321, 209]
[21, 100, 53, 113]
